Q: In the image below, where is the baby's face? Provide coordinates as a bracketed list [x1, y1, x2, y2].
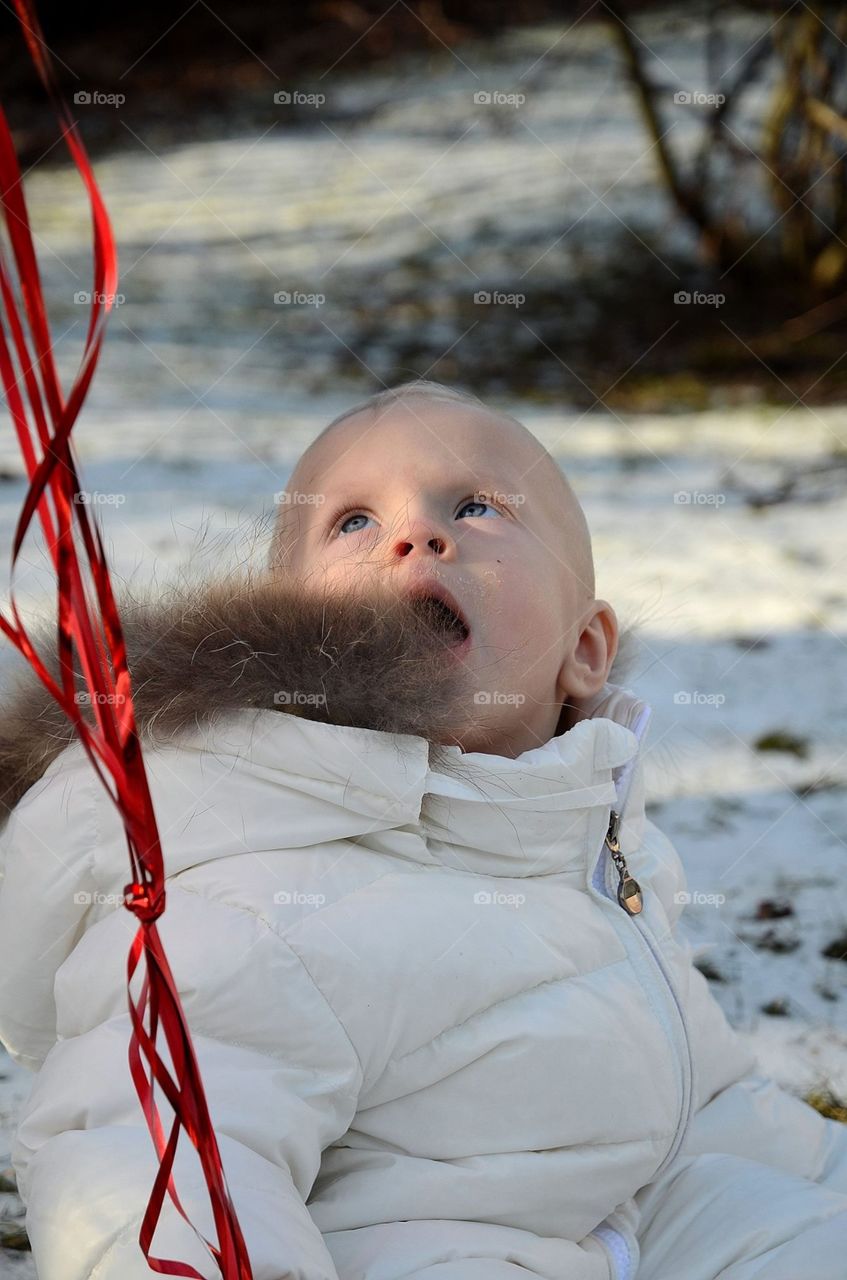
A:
[277, 399, 615, 756]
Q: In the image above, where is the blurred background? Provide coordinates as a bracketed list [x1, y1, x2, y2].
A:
[2, 1, 847, 1267]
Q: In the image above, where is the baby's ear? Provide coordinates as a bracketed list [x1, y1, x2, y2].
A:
[559, 601, 619, 700]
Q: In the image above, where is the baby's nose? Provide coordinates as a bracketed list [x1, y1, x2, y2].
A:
[392, 515, 456, 560]
[398, 534, 446, 556]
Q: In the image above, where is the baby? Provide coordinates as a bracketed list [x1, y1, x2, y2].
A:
[0, 378, 846, 1280]
[268, 380, 618, 758]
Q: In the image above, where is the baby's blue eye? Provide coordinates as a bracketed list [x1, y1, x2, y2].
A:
[456, 499, 500, 519]
[338, 512, 374, 535]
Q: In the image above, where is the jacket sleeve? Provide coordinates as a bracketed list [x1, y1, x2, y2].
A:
[0, 749, 100, 1069]
[0, 752, 363, 1280]
[641, 816, 847, 1196]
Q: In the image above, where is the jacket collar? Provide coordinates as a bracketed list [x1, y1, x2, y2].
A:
[1, 568, 651, 881]
[419, 683, 652, 876]
[145, 681, 652, 882]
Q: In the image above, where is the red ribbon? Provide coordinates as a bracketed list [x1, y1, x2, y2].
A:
[0, 5, 253, 1276]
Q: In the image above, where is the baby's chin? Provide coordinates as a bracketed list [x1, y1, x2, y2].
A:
[427, 724, 490, 755]
[427, 715, 533, 759]
[433, 688, 580, 757]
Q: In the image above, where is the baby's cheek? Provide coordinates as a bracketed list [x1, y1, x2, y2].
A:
[498, 589, 564, 683]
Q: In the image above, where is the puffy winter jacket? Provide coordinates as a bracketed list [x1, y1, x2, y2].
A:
[1, 582, 846, 1280]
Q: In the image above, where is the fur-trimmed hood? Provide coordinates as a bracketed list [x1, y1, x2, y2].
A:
[0, 568, 633, 821]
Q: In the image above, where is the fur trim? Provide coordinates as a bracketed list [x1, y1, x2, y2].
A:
[0, 569, 637, 821]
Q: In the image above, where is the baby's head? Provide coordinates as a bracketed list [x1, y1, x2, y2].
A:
[269, 380, 618, 758]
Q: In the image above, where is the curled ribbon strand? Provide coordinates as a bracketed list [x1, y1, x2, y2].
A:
[0, 4, 254, 1276]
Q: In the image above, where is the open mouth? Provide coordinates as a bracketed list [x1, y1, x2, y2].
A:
[408, 590, 471, 648]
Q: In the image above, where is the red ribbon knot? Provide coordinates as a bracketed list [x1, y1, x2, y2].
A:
[124, 881, 166, 923]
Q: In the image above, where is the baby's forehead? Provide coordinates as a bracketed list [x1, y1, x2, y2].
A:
[305, 400, 545, 489]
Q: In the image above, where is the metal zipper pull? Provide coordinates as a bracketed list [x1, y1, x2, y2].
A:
[605, 809, 643, 915]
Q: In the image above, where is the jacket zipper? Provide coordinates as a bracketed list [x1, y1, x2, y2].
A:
[605, 809, 643, 914]
[586, 816, 642, 1279]
[593, 806, 696, 1183]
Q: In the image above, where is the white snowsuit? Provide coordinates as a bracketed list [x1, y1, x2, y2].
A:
[1, 678, 846, 1279]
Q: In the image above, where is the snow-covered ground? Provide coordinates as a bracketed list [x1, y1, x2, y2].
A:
[2, 8, 846, 1272]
